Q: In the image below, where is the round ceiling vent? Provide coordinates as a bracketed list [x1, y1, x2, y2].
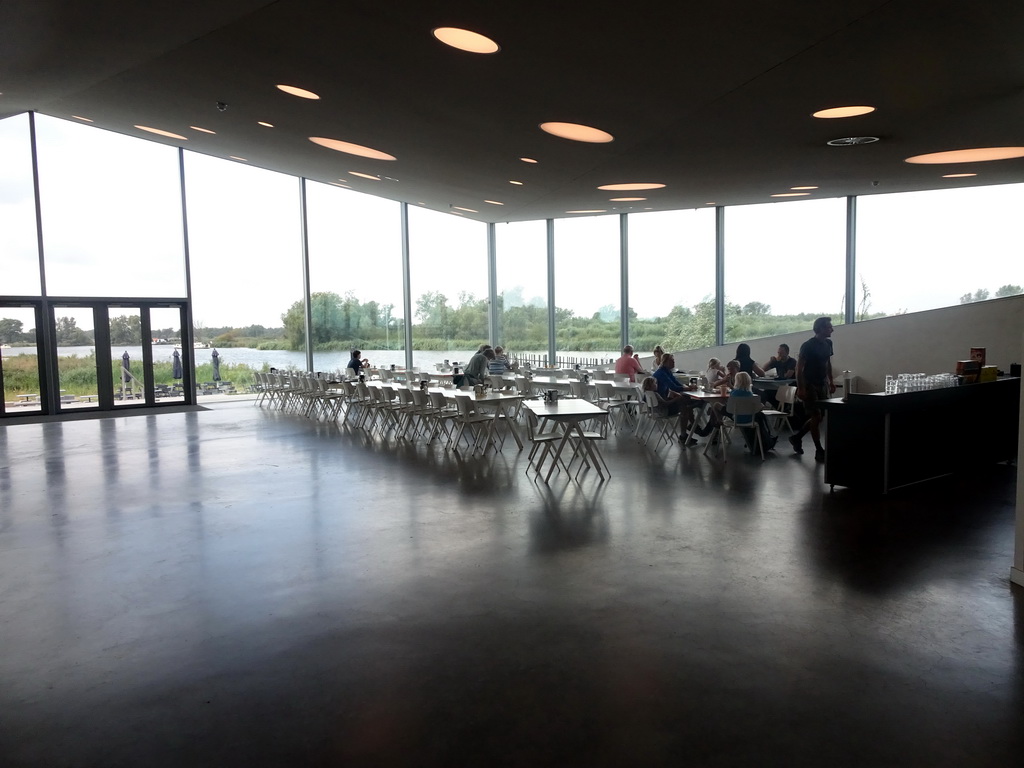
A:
[827, 136, 880, 147]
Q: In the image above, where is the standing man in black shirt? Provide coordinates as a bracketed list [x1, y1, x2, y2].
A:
[789, 317, 835, 461]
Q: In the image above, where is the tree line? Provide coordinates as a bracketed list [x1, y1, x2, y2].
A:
[3, 282, 1019, 352]
[276, 290, 847, 353]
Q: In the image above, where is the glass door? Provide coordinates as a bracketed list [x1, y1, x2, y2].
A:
[150, 306, 186, 402]
[0, 304, 44, 417]
[42, 301, 192, 414]
[108, 306, 144, 406]
[51, 304, 102, 412]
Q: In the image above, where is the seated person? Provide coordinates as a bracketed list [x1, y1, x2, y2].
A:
[615, 344, 646, 382]
[652, 354, 704, 444]
[640, 376, 672, 414]
[492, 345, 515, 372]
[347, 349, 370, 375]
[735, 343, 766, 378]
[763, 343, 796, 379]
[708, 371, 777, 452]
[489, 345, 511, 376]
[653, 345, 665, 368]
[704, 357, 727, 389]
[455, 347, 496, 387]
[760, 343, 797, 406]
[720, 359, 741, 391]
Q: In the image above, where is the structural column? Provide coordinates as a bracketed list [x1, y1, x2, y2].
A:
[299, 178, 313, 372]
[1013, 328, 1024, 588]
[845, 196, 857, 326]
[401, 203, 414, 371]
[487, 223, 498, 343]
[714, 206, 725, 347]
[546, 219, 556, 365]
[619, 213, 629, 348]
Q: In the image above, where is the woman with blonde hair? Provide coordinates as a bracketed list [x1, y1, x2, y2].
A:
[709, 371, 777, 451]
[704, 357, 726, 389]
[653, 345, 665, 368]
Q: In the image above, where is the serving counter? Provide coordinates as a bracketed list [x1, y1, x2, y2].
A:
[818, 377, 1019, 494]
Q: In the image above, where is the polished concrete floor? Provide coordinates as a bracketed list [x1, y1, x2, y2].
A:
[1, 401, 1021, 767]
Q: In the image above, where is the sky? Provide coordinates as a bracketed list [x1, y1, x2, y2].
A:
[1, 114, 1022, 331]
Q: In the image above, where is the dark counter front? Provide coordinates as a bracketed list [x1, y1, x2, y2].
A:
[818, 377, 1019, 494]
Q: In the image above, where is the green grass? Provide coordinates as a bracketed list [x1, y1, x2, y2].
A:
[3, 353, 257, 399]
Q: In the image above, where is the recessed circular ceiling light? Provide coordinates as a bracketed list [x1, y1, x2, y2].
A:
[190, 126, 216, 134]
[71, 115, 93, 122]
[520, 157, 538, 164]
[349, 171, 381, 181]
[942, 172, 978, 178]
[432, 27, 500, 53]
[310, 137, 396, 161]
[597, 182, 665, 191]
[610, 197, 646, 202]
[484, 200, 504, 205]
[905, 147, 1024, 164]
[277, 84, 320, 100]
[827, 136, 880, 146]
[452, 206, 478, 213]
[229, 156, 248, 162]
[541, 122, 614, 143]
[258, 121, 274, 128]
[509, 180, 524, 185]
[135, 125, 187, 140]
[791, 185, 818, 190]
[566, 209, 607, 214]
[771, 192, 810, 198]
[813, 105, 876, 119]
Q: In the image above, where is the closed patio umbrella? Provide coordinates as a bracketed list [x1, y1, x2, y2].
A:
[120, 351, 132, 399]
[172, 349, 183, 379]
[211, 348, 221, 381]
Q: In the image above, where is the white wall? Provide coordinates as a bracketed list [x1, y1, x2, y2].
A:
[663, 294, 1024, 393]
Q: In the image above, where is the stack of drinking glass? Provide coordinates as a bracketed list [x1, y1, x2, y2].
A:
[883, 372, 960, 394]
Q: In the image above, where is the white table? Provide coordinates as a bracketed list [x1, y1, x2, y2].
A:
[523, 399, 609, 482]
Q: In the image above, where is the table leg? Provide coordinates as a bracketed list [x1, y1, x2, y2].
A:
[573, 423, 607, 480]
[544, 420, 578, 483]
[502, 403, 524, 450]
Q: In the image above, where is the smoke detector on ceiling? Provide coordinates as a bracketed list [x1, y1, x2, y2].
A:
[827, 136, 880, 146]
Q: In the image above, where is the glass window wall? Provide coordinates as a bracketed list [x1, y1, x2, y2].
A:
[407, 207, 488, 370]
[0, 115, 41, 296]
[723, 198, 846, 346]
[856, 184, 1024, 317]
[183, 152, 304, 374]
[494, 220, 549, 367]
[628, 208, 716, 355]
[553, 215, 620, 364]
[306, 182, 403, 373]
[34, 116, 185, 298]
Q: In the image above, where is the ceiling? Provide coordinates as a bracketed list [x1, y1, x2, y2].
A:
[2, 0, 1023, 223]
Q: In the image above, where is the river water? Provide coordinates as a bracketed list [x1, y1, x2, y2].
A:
[8, 346, 620, 371]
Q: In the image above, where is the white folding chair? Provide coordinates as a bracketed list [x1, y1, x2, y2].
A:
[704, 395, 763, 461]
[523, 408, 564, 476]
[763, 385, 796, 434]
[426, 390, 459, 446]
[643, 391, 681, 451]
[594, 381, 632, 433]
[451, 396, 495, 454]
